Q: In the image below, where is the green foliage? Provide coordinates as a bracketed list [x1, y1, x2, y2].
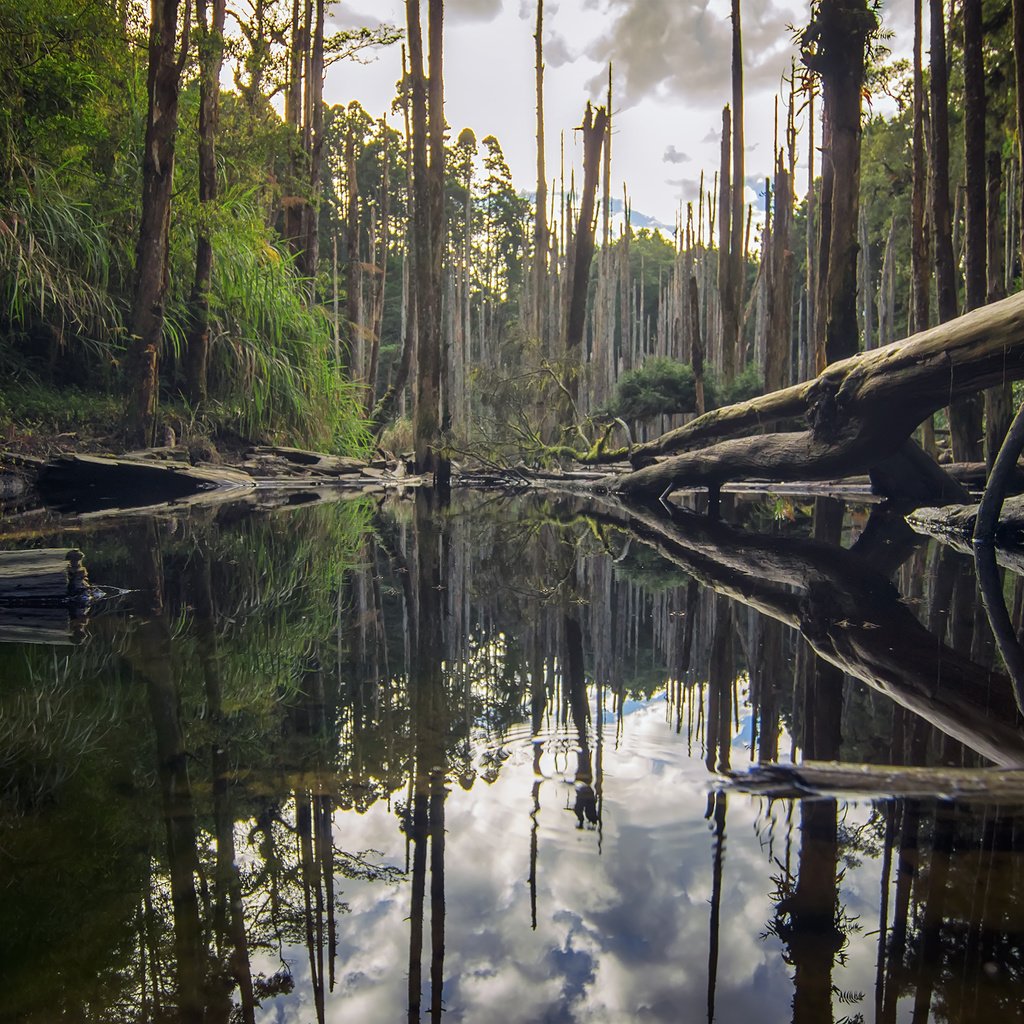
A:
[607, 357, 763, 422]
[0, 170, 131, 374]
[178, 205, 371, 452]
[612, 357, 698, 420]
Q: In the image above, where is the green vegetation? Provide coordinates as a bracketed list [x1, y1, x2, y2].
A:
[608, 357, 762, 423]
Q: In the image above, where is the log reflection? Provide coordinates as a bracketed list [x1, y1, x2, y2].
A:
[593, 498, 1024, 765]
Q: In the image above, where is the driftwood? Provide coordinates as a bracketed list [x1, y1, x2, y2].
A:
[36, 453, 255, 514]
[601, 290, 1024, 499]
[0, 548, 92, 644]
[727, 761, 1024, 803]
[586, 496, 1024, 766]
[0, 548, 89, 604]
[909, 496, 1024, 547]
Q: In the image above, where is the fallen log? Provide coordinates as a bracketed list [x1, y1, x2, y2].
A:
[726, 761, 1024, 803]
[603, 289, 1024, 498]
[909, 496, 1024, 547]
[35, 453, 255, 514]
[0, 548, 89, 604]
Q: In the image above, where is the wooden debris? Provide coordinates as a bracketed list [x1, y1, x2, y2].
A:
[727, 760, 1024, 803]
[36, 453, 255, 514]
[0, 548, 89, 604]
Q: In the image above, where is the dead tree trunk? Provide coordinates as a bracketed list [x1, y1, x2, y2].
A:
[801, 0, 876, 365]
[533, 0, 548, 345]
[407, 0, 448, 485]
[986, 152, 1012, 468]
[1016, 0, 1024, 270]
[344, 115, 360, 376]
[564, 102, 607, 405]
[765, 152, 794, 392]
[717, 105, 737, 379]
[184, 0, 225, 407]
[126, 0, 189, 448]
[729, 0, 745, 376]
[932, 0, 982, 460]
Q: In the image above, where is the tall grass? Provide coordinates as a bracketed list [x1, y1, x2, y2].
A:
[184, 211, 370, 453]
[0, 169, 129, 371]
[0, 175, 371, 454]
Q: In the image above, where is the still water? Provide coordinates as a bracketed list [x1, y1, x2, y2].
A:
[1, 491, 1023, 1023]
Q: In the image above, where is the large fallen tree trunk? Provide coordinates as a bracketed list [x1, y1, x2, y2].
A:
[600, 290, 1024, 497]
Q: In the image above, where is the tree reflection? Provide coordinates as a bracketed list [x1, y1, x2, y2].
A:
[4, 493, 1024, 1023]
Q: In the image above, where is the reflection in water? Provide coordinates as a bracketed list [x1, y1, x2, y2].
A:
[1, 494, 1024, 1022]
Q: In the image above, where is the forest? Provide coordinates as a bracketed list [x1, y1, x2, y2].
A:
[9, 3, 1024, 1021]
[3, 0, 1024, 497]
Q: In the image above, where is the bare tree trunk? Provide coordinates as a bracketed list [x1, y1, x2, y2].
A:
[533, 0, 547, 344]
[911, 0, 929, 336]
[1016, 0, 1024, 271]
[299, 0, 325, 283]
[564, 103, 607, 405]
[986, 152, 1012, 469]
[345, 116, 360, 376]
[365, 137, 390, 414]
[766, 153, 794, 392]
[407, 0, 448, 485]
[184, 0, 225, 408]
[802, 0, 876, 365]
[127, 0, 189, 448]
[718, 105, 737, 379]
[729, 0, 745, 376]
[963, 0, 986, 315]
[932, 0, 981, 460]
[283, 0, 306, 253]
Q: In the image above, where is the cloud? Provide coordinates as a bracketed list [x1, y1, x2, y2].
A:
[582, 0, 800, 110]
[663, 145, 691, 164]
[666, 176, 703, 201]
[546, 31, 576, 67]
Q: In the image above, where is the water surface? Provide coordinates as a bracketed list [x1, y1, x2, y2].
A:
[2, 491, 1022, 1023]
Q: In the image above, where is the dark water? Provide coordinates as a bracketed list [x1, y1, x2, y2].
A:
[2, 491, 1023, 1023]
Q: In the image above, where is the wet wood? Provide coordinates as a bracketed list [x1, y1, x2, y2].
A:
[0, 548, 89, 603]
[36, 453, 256, 513]
[243, 446, 367, 477]
[909, 495, 1024, 546]
[728, 761, 1024, 803]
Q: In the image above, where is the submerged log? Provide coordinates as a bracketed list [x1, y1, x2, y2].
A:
[35, 453, 255, 514]
[602, 290, 1024, 498]
[727, 761, 1024, 803]
[0, 548, 89, 604]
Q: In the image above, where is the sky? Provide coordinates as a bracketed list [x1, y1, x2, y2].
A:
[248, 697, 887, 1023]
[325, 0, 913, 232]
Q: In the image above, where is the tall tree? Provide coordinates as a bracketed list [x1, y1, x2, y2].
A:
[729, 0, 745, 375]
[1016, 0, 1024, 272]
[533, 0, 548, 345]
[564, 102, 607, 405]
[801, 0, 876, 366]
[407, 0, 448, 485]
[930, 0, 981, 460]
[126, 0, 190, 447]
[184, 0, 227, 406]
